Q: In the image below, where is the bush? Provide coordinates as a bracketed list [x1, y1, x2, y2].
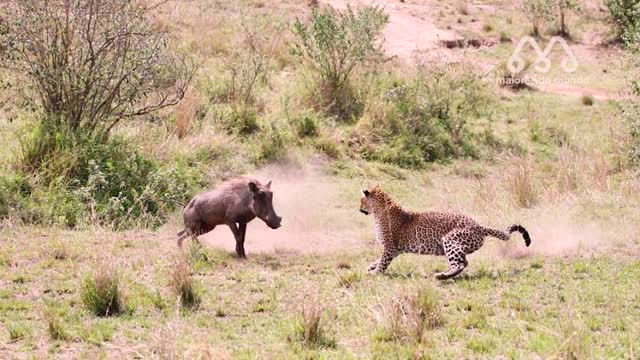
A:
[552, 0, 579, 37]
[251, 123, 291, 164]
[295, 114, 319, 138]
[292, 5, 388, 120]
[2, 127, 204, 228]
[81, 259, 124, 317]
[45, 306, 72, 341]
[606, 0, 640, 45]
[6, 322, 32, 341]
[356, 63, 492, 168]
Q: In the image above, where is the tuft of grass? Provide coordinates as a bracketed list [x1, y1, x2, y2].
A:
[482, 23, 494, 32]
[509, 157, 538, 208]
[337, 270, 362, 288]
[292, 299, 336, 348]
[314, 136, 341, 159]
[45, 307, 72, 341]
[457, 1, 469, 15]
[49, 238, 69, 260]
[170, 260, 201, 310]
[6, 321, 32, 341]
[175, 94, 201, 139]
[559, 312, 591, 360]
[499, 31, 511, 43]
[373, 284, 443, 343]
[581, 94, 594, 106]
[81, 259, 125, 317]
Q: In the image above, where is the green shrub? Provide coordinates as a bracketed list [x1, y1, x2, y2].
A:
[295, 114, 319, 138]
[3, 125, 204, 228]
[606, 0, 640, 45]
[251, 123, 290, 164]
[356, 63, 492, 168]
[81, 260, 124, 317]
[292, 5, 388, 120]
[314, 137, 341, 159]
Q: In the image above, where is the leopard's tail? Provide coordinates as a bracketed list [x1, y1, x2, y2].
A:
[481, 225, 531, 247]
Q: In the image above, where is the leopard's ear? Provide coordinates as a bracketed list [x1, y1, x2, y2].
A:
[362, 189, 370, 197]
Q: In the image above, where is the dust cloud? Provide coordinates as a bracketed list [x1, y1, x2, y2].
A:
[199, 160, 368, 255]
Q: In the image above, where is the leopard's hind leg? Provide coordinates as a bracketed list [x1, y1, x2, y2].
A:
[436, 228, 482, 280]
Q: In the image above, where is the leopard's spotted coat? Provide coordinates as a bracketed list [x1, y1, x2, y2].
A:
[360, 186, 531, 280]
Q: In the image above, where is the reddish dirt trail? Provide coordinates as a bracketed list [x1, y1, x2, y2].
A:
[324, 0, 457, 60]
[323, 0, 626, 100]
[537, 83, 627, 100]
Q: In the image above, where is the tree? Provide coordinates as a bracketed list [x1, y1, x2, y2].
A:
[606, 0, 640, 45]
[523, 0, 554, 37]
[0, 0, 194, 143]
[553, 0, 579, 37]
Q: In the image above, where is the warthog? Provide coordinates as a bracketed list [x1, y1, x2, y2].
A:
[177, 177, 282, 258]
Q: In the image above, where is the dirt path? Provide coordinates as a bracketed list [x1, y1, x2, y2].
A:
[324, 0, 457, 60]
[322, 0, 627, 100]
[537, 83, 627, 100]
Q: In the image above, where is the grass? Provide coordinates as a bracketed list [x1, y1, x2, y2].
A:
[80, 258, 125, 317]
[169, 260, 202, 310]
[0, 224, 639, 357]
[0, 0, 638, 358]
[291, 299, 336, 349]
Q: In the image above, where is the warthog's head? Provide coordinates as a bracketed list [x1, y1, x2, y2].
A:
[249, 181, 282, 229]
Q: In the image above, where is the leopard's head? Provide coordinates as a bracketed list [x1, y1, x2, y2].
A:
[360, 189, 371, 215]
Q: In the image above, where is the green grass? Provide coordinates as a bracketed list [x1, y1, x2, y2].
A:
[0, 225, 639, 358]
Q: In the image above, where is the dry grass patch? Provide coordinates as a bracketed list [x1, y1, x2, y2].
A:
[170, 260, 202, 310]
[175, 92, 202, 139]
[291, 298, 336, 348]
[508, 156, 538, 208]
[373, 283, 444, 343]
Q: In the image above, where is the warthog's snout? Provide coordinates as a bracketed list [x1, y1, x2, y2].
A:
[267, 216, 282, 229]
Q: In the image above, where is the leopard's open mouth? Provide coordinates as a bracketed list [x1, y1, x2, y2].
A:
[360, 210, 369, 215]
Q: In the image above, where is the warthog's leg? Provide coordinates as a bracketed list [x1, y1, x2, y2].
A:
[226, 222, 246, 259]
[237, 223, 247, 258]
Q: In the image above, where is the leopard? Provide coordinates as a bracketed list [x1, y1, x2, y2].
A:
[359, 186, 531, 280]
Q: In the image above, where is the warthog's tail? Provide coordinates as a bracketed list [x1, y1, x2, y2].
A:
[176, 228, 192, 248]
[481, 224, 531, 247]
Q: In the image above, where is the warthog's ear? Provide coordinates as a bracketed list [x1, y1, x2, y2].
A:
[266, 180, 272, 189]
[248, 182, 259, 193]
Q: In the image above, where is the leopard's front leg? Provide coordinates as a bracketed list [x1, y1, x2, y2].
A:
[367, 259, 379, 272]
[370, 246, 399, 274]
